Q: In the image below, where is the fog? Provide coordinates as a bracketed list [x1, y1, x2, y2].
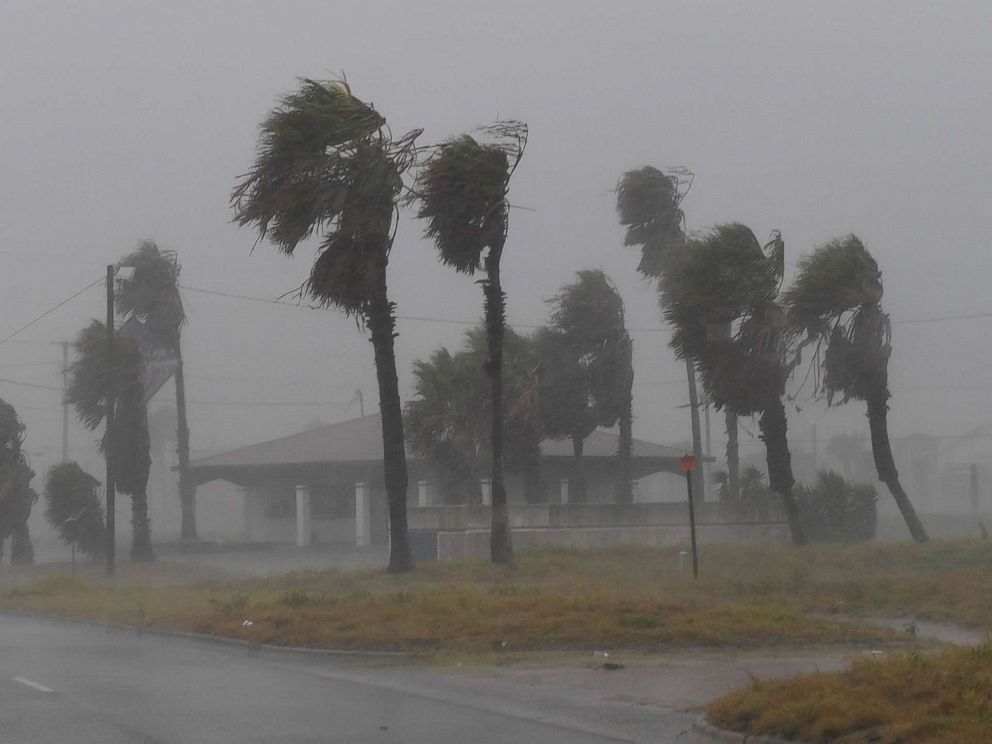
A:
[1, 0, 990, 523]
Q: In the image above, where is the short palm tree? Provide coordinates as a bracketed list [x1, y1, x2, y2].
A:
[542, 270, 634, 502]
[616, 167, 710, 500]
[666, 224, 806, 544]
[66, 321, 154, 560]
[413, 123, 527, 565]
[115, 241, 197, 540]
[232, 78, 420, 572]
[0, 398, 37, 564]
[784, 235, 928, 542]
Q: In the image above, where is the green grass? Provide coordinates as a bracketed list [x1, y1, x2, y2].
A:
[708, 642, 992, 743]
[6, 539, 992, 653]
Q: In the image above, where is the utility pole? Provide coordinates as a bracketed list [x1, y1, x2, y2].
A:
[105, 265, 116, 576]
[703, 403, 712, 501]
[355, 389, 364, 417]
[680, 454, 699, 578]
[61, 340, 69, 462]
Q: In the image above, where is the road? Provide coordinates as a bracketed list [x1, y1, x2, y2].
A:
[0, 614, 702, 743]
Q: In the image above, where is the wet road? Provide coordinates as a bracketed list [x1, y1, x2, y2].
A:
[0, 614, 683, 743]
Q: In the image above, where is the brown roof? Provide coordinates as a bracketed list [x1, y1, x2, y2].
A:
[190, 413, 689, 471]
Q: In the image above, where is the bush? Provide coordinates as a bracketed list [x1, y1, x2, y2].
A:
[717, 466, 876, 543]
[44, 462, 106, 558]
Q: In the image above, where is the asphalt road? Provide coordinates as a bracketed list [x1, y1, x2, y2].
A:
[0, 615, 700, 744]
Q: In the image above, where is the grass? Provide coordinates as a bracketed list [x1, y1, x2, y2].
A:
[708, 641, 992, 743]
[6, 539, 992, 653]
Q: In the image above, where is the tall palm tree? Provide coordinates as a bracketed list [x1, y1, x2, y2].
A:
[616, 167, 710, 501]
[231, 78, 419, 572]
[784, 235, 928, 542]
[66, 321, 154, 560]
[665, 224, 806, 544]
[0, 398, 36, 564]
[542, 270, 634, 502]
[413, 123, 527, 565]
[115, 241, 197, 540]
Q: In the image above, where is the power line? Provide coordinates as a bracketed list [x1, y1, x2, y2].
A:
[0, 376, 61, 392]
[0, 277, 103, 346]
[179, 283, 992, 332]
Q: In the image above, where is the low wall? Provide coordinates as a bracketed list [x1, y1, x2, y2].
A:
[406, 503, 789, 561]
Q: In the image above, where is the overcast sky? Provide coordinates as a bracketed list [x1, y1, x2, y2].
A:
[1, 0, 990, 477]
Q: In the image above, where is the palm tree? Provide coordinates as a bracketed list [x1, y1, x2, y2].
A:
[66, 321, 154, 560]
[616, 167, 710, 501]
[413, 123, 527, 565]
[115, 241, 197, 540]
[44, 461, 105, 558]
[784, 235, 928, 542]
[665, 224, 806, 544]
[231, 78, 420, 572]
[0, 398, 37, 564]
[541, 270, 634, 502]
[405, 328, 542, 505]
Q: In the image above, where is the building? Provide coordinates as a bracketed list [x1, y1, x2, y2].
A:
[188, 413, 704, 549]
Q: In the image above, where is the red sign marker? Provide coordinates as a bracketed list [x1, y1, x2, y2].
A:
[679, 454, 698, 473]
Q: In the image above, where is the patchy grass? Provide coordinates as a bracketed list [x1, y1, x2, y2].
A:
[6, 539, 992, 653]
[708, 641, 992, 743]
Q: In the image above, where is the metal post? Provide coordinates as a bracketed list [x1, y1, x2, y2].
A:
[356, 389, 364, 417]
[105, 265, 116, 576]
[685, 468, 699, 578]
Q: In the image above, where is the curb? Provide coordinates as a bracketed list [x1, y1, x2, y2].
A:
[0, 609, 409, 662]
[692, 714, 796, 744]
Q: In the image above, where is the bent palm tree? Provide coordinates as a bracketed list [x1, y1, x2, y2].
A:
[616, 167, 709, 501]
[666, 224, 806, 544]
[784, 235, 928, 542]
[413, 123, 527, 565]
[66, 321, 154, 560]
[115, 241, 197, 540]
[232, 78, 419, 572]
[0, 399, 37, 564]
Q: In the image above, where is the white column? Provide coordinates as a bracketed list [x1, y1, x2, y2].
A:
[417, 480, 429, 507]
[559, 478, 569, 505]
[295, 484, 311, 547]
[355, 481, 371, 547]
[480, 478, 492, 506]
[237, 486, 252, 540]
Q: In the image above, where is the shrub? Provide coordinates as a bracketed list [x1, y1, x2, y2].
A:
[44, 462, 105, 557]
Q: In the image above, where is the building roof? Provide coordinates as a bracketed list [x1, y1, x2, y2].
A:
[189, 413, 690, 472]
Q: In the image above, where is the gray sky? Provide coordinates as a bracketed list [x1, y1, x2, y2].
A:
[1, 0, 990, 475]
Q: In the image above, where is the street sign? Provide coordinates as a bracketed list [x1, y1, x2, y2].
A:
[679, 454, 698, 473]
[119, 317, 178, 403]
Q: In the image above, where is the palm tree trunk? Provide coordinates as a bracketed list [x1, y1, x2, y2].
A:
[615, 337, 634, 503]
[484, 246, 513, 565]
[173, 344, 197, 541]
[867, 392, 928, 543]
[10, 522, 33, 565]
[571, 435, 586, 503]
[759, 397, 806, 545]
[129, 489, 155, 561]
[685, 359, 705, 501]
[726, 409, 740, 501]
[367, 286, 415, 573]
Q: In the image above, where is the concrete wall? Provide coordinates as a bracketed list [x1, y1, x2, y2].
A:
[407, 502, 789, 561]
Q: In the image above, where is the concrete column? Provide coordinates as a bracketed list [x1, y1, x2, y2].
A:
[480, 478, 492, 506]
[295, 484, 311, 547]
[237, 485, 252, 541]
[355, 481, 371, 547]
[417, 480, 429, 507]
[559, 478, 569, 505]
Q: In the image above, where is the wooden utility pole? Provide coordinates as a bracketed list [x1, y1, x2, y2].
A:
[105, 265, 116, 576]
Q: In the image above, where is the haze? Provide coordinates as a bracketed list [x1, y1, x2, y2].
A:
[1, 0, 989, 481]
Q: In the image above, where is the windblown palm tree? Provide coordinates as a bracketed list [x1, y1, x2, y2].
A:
[115, 241, 197, 540]
[784, 235, 928, 542]
[66, 321, 154, 560]
[665, 224, 806, 544]
[413, 123, 527, 565]
[231, 78, 420, 572]
[616, 167, 710, 500]
[0, 398, 37, 564]
[541, 270, 634, 502]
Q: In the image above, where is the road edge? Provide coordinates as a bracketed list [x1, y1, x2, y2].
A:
[692, 714, 795, 743]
